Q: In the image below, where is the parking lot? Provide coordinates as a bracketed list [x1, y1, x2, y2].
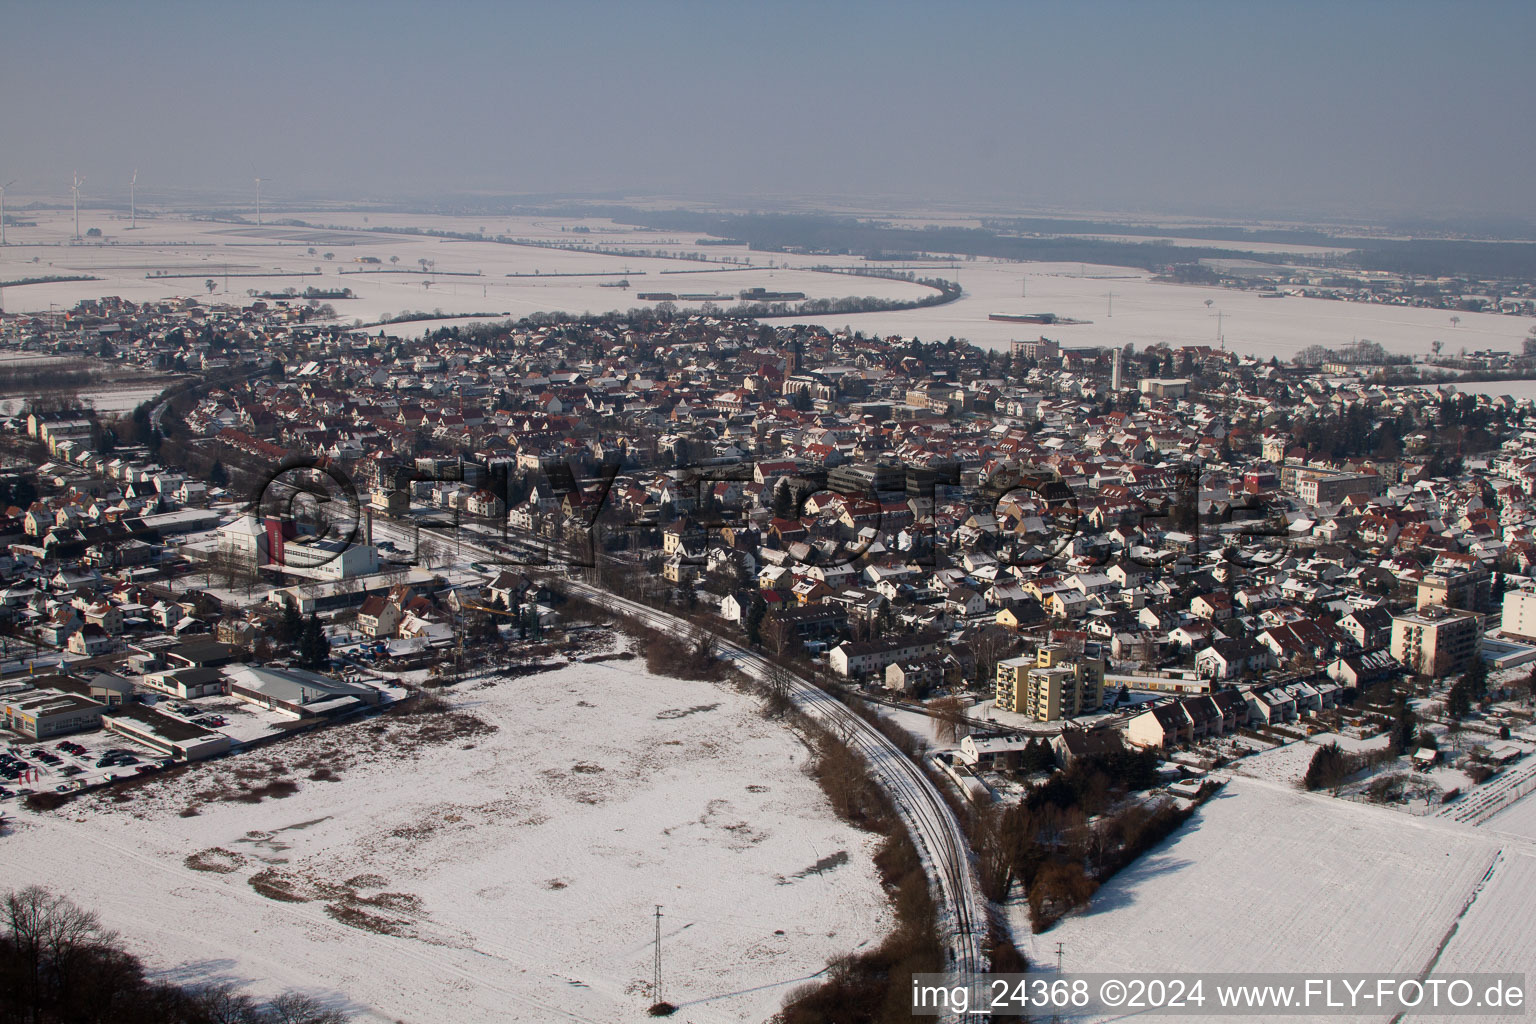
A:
[0, 692, 261, 801]
[0, 733, 173, 802]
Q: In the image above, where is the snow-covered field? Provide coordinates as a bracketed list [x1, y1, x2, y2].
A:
[1484, 781, 1536, 840]
[0, 210, 928, 337]
[1412, 850, 1536, 1024]
[1418, 379, 1536, 401]
[1020, 776, 1526, 1024]
[78, 383, 167, 413]
[798, 261, 1529, 361]
[0, 657, 890, 1022]
[4, 208, 1529, 360]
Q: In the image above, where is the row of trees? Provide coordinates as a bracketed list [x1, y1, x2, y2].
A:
[971, 742, 1185, 932]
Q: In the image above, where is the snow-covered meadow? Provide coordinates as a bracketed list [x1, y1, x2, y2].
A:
[4, 208, 1530, 360]
[0, 657, 890, 1023]
[1020, 776, 1534, 1024]
[0, 210, 929, 338]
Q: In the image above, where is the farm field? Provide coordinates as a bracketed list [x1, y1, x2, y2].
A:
[2, 208, 1529, 360]
[1484, 780, 1536, 840]
[1417, 379, 1536, 401]
[1411, 849, 1536, 1024]
[0, 210, 930, 337]
[0, 656, 890, 1023]
[1018, 776, 1523, 1024]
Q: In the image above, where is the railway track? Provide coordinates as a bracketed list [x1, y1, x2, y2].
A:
[368, 516, 992, 1017]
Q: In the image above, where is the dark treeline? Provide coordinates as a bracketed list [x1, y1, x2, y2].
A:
[982, 216, 1366, 248]
[0, 364, 101, 392]
[0, 275, 103, 289]
[732, 277, 961, 319]
[1349, 238, 1536, 280]
[608, 210, 1272, 273]
[984, 216, 1536, 279]
[272, 200, 1536, 278]
[0, 886, 351, 1024]
[1289, 405, 1405, 460]
[577, 208, 1536, 282]
[973, 743, 1205, 932]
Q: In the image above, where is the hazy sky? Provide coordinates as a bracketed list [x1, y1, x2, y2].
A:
[3, 0, 1533, 223]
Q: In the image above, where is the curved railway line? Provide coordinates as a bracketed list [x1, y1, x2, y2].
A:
[366, 516, 992, 1016]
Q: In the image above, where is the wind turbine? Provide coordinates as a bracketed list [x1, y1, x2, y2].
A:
[128, 170, 137, 229]
[70, 172, 84, 239]
[0, 180, 14, 246]
[254, 176, 269, 226]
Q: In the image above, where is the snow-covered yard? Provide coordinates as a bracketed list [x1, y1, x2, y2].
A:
[0, 657, 891, 1022]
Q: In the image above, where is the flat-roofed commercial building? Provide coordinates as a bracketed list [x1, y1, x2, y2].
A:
[224, 665, 383, 718]
[101, 704, 231, 761]
[1283, 468, 1383, 506]
[826, 461, 906, 497]
[1138, 378, 1190, 400]
[1, 688, 105, 738]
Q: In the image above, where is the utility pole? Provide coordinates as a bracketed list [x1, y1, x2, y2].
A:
[652, 905, 664, 1006]
[1052, 942, 1067, 1024]
[1106, 291, 1114, 318]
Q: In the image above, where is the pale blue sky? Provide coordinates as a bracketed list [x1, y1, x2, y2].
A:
[3, 0, 1532, 223]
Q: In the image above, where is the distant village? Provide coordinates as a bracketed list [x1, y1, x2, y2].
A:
[2, 290, 1535, 819]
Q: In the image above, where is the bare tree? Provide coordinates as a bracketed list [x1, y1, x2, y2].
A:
[968, 625, 1016, 683]
[929, 695, 970, 743]
[762, 661, 795, 717]
[4, 886, 116, 1017]
[265, 991, 351, 1024]
[191, 982, 264, 1024]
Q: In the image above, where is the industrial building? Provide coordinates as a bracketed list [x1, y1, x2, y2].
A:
[224, 665, 383, 718]
[101, 704, 231, 761]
